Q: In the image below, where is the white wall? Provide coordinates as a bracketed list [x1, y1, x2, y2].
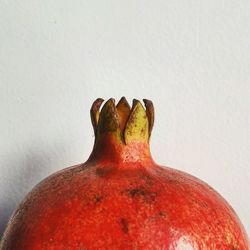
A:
[0, 0, 249, 238]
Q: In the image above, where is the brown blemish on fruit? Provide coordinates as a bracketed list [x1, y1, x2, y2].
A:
[159, 211, 167, 217]
[94, 195, 103, 203]
[127, 187, 157, 203]
[120, 218, 129, 234]
[128, 188, 146, 198]
[96, 167, 113, 177]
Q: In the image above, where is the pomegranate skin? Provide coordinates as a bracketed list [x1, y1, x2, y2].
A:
[1, 98, 249, 249]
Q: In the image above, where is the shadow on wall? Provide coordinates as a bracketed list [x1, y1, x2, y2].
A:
[0, 144, 69, 238]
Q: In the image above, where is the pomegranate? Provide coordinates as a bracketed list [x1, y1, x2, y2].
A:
[1, 97, 249, 249]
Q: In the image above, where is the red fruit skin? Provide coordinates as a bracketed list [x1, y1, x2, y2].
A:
[1, 138, 249, 250]
[1, 98, 249, 249]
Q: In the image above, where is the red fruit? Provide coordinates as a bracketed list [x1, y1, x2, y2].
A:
[1, 97, 249, 249]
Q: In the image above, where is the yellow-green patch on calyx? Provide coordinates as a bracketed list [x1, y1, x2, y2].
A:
[124, 100, 148, 144]
[91, 97, 154, 145]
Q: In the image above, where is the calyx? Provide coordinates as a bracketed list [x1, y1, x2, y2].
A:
[90, 97, 154, 144]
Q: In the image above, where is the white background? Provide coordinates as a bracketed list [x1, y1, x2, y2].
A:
[0, 0, 249, 238]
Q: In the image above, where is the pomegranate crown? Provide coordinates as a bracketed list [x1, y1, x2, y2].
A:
[90, 97, 154, 144]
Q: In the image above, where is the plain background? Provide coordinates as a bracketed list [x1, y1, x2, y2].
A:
[0, 0, 249, 239]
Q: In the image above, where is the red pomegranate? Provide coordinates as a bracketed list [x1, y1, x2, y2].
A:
[1, 97, 249, 249]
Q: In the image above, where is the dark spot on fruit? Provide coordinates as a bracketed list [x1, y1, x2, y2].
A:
[94, 195, 103, 203]
[129, 188, 146, 197]
[120, 218, 129, 234]
[127, 188, 157, 203]
[159, 211, 167, 217]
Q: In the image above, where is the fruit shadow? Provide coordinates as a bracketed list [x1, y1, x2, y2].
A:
[0, 144, 68, 238]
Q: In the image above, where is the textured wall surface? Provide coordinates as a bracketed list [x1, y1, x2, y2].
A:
[0, 0, 249, 239]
